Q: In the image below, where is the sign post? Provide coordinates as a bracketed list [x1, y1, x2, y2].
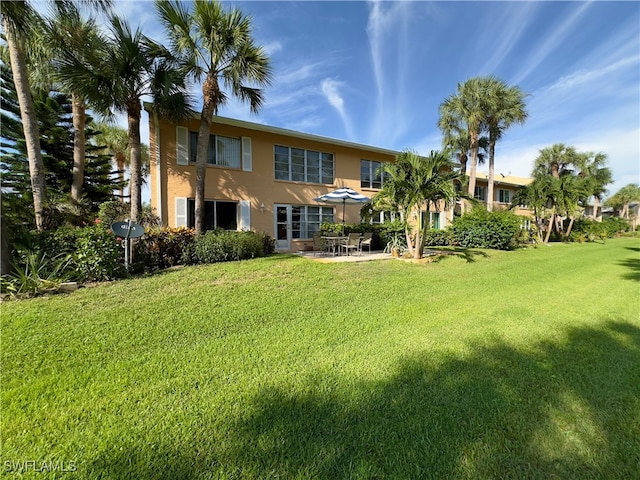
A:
[110, 220, 145, 272]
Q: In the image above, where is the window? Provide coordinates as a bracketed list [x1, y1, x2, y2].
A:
[188, 132, 241, 168]
[498, 189, 511, 203]
[291, 205, 334, 238]
[187, 199, 238, 231]
[361, 160, 384, 189]
[474, 185, 486, 201]
[274, 145, 334, 184]
[420, 211, 442, 230]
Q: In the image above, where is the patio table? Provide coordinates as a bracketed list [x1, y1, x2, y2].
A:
[321, 236, 347, 255]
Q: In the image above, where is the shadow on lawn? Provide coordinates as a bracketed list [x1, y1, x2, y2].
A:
[619, 247, 640, 281]
[88, 322, 640, 479]
[436, 247, 490, 263]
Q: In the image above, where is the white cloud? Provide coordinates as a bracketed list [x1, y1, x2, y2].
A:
[321, 78, 355, 140]
[512, 2, 593, 85]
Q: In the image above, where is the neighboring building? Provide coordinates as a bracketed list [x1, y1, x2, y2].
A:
[147, 108, 408, 251]
[471, 172, 533, 217]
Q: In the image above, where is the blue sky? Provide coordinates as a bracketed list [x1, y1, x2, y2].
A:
[107, 0, 639, 200]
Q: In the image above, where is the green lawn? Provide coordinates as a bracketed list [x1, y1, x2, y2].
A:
[2, 238, 639, 479]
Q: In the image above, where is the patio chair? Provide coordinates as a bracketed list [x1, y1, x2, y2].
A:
[359, 232, 373, 254]
[312, 234, 328, 256]
[342, 233, 361, 256]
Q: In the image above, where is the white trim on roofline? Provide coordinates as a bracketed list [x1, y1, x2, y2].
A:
[143, 102, 398, 158]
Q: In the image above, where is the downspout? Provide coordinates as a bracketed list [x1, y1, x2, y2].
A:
[153, 111, 164, 226]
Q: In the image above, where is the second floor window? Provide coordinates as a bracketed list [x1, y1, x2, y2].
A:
[361, 160, 384, 189]
[189, 132, 241, 168]
[274, 145, 334, 184]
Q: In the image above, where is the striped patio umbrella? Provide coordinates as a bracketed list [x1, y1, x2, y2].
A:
[314, 187, 370, 232]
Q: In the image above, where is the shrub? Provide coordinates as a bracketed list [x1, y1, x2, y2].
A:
[0, 251, 72, 296]
[97, 201, 129, 226]
[570, 217, 630, 242]
[422, 229, 453, 247]
[451, 209, 525, 250]
[133, 227, 196, 272]
[23, 225, 124, 283]
[194, 230, 265, 263]
[72, 226, 124, 281]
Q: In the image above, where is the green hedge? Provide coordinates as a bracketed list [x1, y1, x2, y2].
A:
[193, 230, 268, 263]
[451, 209, 525, 250]
[34, 224, 124, 282]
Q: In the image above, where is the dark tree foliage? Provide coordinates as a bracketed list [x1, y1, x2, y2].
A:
[1, 62, 123, 236]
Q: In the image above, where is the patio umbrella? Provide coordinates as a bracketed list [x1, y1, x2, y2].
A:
[314, 187, 370, 233]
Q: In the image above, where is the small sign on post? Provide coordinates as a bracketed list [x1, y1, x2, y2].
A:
[111, 220, 144, 272]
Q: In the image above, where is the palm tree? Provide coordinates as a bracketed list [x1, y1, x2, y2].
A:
[93, 122, 150, 201]
[577, 152, 612, 221]
[155, 0, 273, 234]
[1, 2, 48, 230]
[373, 149, 462, 259]
[482, 76, 528, 211]
[438, 77, 486, 201]
[532, 144, 584, 242]
[606, 184, 640, 220]
[45, 3, 110, 203]
[56, 15, 191, 222]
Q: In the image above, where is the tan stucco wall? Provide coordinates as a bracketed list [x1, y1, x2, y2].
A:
[149, 115, 398, 248]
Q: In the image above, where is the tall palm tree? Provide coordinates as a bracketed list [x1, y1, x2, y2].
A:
[155, 0, 273, 234]
[438, 77, 485, 201]
[45, 3, 109, 203]
[481, 76, 528, 212]
[56, 15, 191, 222]
[1, 2, 48, 230]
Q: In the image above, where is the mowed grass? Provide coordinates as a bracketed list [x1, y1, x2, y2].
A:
[2, 238, 639, 479]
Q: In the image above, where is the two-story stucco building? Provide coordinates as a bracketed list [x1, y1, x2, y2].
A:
[146, 107, 534, 250]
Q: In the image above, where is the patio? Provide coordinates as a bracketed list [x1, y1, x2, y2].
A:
[294, 249, 447, 263]
[294, 250, 393, 263]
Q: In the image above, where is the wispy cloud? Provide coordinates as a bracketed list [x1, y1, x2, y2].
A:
[321, 78, 355, 140]
[365, 0, 415, 145]
[512, 2, 593, 85]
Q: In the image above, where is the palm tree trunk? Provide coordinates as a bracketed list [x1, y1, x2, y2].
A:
[467, 131, 479, 198]
[487, 141, 496, 212]
[70, 93, 86, 202]
[544, 213, 555, 243]
[4, 18, 48, 231]
[195, 73, 219, 235]
[593, 196, 601, 221]
[565, 216, 575, 238]
[127, 103, 142, 222]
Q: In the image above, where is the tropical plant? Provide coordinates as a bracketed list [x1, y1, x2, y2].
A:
[93, 122, 150, 201]
[605, 184, 640, 220]
[55, 14, 191, 223]
[525, 144, 596, 242]
[481, 76, 528, 211]
[576, 152, 612, 222]
[438, 77, 486, 201]
[44, 3, 111, 202]
[155, 0, 273, 234]
[373, 149, 464, 259]
[1, 2, 48, 230]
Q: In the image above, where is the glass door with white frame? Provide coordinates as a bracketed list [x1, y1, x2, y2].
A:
[274, 204, 291, 250]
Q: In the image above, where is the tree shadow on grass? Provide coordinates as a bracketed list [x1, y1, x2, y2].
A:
[618, 252, 640, 281]
[86, 321, 640, 479]
[433, 247, 490, 263]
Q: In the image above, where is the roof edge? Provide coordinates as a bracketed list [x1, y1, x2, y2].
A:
[144, 102, 398, 157]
